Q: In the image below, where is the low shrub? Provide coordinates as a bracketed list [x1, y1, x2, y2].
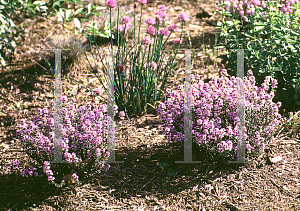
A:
[15, 96, 115, 187]
[157, 69, 283, 163]
[215, 0, 300, 112]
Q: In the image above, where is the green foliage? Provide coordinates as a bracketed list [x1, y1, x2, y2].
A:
[83, 5, 186, 116]
[0, 0, 25, 69]
[0, 0, 108, 69]
[216, 0, 300, 111]
[158, 161, 176, 184]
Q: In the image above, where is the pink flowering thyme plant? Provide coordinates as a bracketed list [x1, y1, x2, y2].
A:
[157, 69, 283, 163]
[81, 0, 190, 117]
[15, 96, 116, 187]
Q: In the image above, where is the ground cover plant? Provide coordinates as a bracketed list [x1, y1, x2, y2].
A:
[15, 96, 114, 187]
[157, 69, 283, 164]
[215, 0, 300, 112]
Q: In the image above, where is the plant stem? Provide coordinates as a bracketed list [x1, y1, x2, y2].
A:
[138, 5, 143, 45]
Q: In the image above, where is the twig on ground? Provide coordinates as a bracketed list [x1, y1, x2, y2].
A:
[276, 110, 300, 138]
[202, 189, 241, 210]
[269, 178, 295, 198]
[140, 176, 155, 190]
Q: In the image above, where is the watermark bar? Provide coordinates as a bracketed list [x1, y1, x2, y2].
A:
[175, 49, 201, 163]
[50, 47, 124, 163]
[49, 49, 70, 164]
[228, 49, 251, 164]
[175, 48, 253, 164]
[106, 48, 123, 163]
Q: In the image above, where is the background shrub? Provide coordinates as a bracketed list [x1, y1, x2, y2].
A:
[215, 0, 300, 112]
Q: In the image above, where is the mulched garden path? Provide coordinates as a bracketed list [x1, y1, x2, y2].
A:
[1, 0, 300, 210]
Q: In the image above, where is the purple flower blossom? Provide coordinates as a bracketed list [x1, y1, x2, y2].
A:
[158, 28, 169, 36]
[48, 176, 55, 181]
[120, 16, 132, 24]
[16, 95, 111, 187]
[114, 24, 124, 33]
[119, 111, 125, 119]
[138, 0, 147, 5]
[146, 26, 157, 36]
[157, 69, 282, 161]
[72, 173, 79, 182]
[141, 36, 153, 45]
[106, 0, 117, 8]
[150, 62, 158, 69]
[159, 5, 167, 11]
[177, 12, 189, 21]
[167, 24, 177, 32]
[145, 17, 156, 25]
[173, 38, 181, 44]
[155, 10, 170, 21]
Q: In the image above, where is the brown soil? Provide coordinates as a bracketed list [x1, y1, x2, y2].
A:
[0, 0, 300, 210]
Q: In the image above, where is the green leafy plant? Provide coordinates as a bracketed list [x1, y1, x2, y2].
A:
[13, 99, 23, 112]
[0, 0, 26, 69]
[215, 0, 300, 112]
[0, 0, 107, 69]
[77, 1, 187, 116]
[158, 161, 176, 183]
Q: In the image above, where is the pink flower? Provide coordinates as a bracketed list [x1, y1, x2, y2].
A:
[106, 0, 117, 8]
[94, 87, 104, 95]
[48, 176, 55, 181]
[159, 5, 167, 11]
[138, 44, 145, 50]
[173, 38, 181, 44]
[146, 26, 157, 36]
[141, 36, 153, 45]
[155, 10, 170, 21]
[145, 17, 156, 25]
[150, 62, 158, 69]
[72, 173, 79, 182]
[114, 25, 125, 32]
[155, 15, 162, 23]
[167, 24, 177, 32]
[115, 64, 126, 74]
[138, 0, 147, 5]
[177, 12, 189, 21]
[159, 28, 169, 36]
[120, 16, 132, 24]
[245, 144, 253, 153]
[119, 111, 125, 119]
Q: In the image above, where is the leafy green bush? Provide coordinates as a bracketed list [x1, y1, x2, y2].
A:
[0, 0, 25, 69]
[216, 0, 300, 111]
[0, 0, 109, 69]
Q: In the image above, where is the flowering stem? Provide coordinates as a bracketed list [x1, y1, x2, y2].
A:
[110, 8, 113, 51]
[134, 6, 136, 45]
[117, 6, 120, 50]
[138, 5, 143, 45]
